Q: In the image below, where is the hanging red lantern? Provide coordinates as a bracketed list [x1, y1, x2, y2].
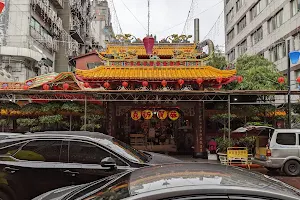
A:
[23, 85, 29, 90]
[143, 36, 155, 55]
[178, 79, 184, 86]
[122, 81, 128, 88]
[142, 81, 149, 87]
[237, 76, 243, 83]
[63, 83, 69, 90]
[196, 78, 203, 85]
[297, 77, 300, 83]
[216, 77, 223, 84]
[277, 77, 285, 84]
[84, 82, 90, 88]
[43, 84, 50, 90]
[103, 82, 110, 89]
[161, 80, 167, 87]
[0, 2, 5, 14]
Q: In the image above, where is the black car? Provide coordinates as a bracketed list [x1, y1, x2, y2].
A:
[0, 131, 179, 200]
[34, 163, 300, 200]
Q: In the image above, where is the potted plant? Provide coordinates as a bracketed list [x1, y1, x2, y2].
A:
[215, 137, 234, 164]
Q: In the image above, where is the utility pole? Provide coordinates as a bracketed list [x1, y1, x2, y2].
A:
[147, 0, 150, 36]
[287, 40, 292, 129]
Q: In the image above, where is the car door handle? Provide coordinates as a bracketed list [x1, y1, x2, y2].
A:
[3, 167, 19, 174]
[63, 170, 79, 176]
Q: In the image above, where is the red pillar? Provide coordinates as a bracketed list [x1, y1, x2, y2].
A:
[193, 101, 206, 158]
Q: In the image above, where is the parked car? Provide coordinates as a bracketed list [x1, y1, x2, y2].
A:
[253, 129, 300, 176]
[34, 163, 300, 200]
[0, 131, 180, 200]
[0, 132, 22, 140]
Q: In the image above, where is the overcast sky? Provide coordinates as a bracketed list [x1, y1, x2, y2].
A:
[111, 0, 225, 47]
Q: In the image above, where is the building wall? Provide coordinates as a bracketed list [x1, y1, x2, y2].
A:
[75, 54, 102, 70]
[224, 0, 300, 84]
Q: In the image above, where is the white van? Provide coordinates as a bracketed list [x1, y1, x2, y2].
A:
[253, 129, 300, 176]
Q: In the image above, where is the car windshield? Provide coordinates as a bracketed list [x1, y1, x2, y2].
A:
[97, 138, 148, 163]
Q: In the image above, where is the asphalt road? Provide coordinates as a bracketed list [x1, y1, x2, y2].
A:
[252, 168, 300, 189]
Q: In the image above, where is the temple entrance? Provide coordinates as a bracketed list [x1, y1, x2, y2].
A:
[114, 104, 196, 155]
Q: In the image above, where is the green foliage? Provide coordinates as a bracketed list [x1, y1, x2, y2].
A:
[215, 137, 234, 153]
[21, 103, 42, 115]
[210, 113, 237, 125]
[80, 114, 103, 131]
[246, 122, 272, 127]
[0, 102, 20, 110]
[0, 119, 9, 126]
[17, 118, 39, 127]
[228, 55, 285, 90]
[41, 102, 62, 113]
[39, 115, 63, 125]
[206, 50, 227, 70]
[61, 102, 83, 114]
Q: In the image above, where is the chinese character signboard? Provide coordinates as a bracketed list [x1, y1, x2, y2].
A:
[131, 110, 141, 121]
[168, 110, 180, 121]
[142, 110, 153, 120]
[157, 110, 168, 120]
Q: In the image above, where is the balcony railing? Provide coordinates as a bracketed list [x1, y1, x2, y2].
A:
[30, 27, 59, 52]
[50, 0, 64, 9]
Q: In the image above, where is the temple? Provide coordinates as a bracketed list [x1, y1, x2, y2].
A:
[0, 33, 240, 157]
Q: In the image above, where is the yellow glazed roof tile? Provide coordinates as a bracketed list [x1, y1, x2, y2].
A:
[76, 66, 236, 80]
[101, 44, 197, 56]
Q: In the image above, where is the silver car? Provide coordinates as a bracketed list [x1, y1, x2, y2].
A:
[253, 129, 300, 176]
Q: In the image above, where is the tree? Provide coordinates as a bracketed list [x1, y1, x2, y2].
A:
[61, 102, 83, 131]
[206, 48, 228, 69]
[210, 113, 237, 139]
[228, 55, 285, 90]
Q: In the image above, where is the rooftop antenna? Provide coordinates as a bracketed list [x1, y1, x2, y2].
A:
[147, 0, 150, 36]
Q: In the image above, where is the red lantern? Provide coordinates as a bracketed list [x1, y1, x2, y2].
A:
[83, 82, 90, 88]
[178, 79, 184, 86]
[103, 82, 110, 89]
[0, 2, 5, 14]
[122, 81, 128, 88]
[142, 81, 148, 87]
[23, 85, 29, 90]
[297, 77, 300, 83]
[277, 77, 285, 84]
[63, 83, 69, 90]
[43, 84, 50, 90]
[216, 77, 223, 84]
[237, 76, 243, 83]
[53, 85, 59, 90]
[143, 36, 155, 55]
[161, 80, 167, 87]
[196, 78, 203, 85]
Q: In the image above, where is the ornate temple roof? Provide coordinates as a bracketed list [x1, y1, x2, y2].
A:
[76, 66, 236, 81]
[99, 43, 202, 60]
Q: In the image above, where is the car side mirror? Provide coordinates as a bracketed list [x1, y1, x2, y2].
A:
[100, 157, 117, 169]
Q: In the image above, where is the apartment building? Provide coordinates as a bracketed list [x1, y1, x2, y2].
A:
[0, 0, 94, 82]
[224, 0, 300, 81]
[91, 0, 114, 49]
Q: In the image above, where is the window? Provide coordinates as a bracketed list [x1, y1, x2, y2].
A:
[227, 28, 234, 42]
[238, 40, 247, 55]
[228, 49, 235, 62]
[270, 42, 286, 62]
[69, 141, 126, 165]
[268, 10, 283, 33]
[291, 0, 300, 16]
[251, 0, 263, 20]
[0, 142, 26, 157]
[226, 8, 234, 24]
[237, 16, 246, 33]
[14, 140, 62, 162]
[276, 133, 296, 145]
[236, 0, 245, 12]
[252, 26, 263, 45]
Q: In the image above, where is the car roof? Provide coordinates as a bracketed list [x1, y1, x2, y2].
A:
[125, 163, 300, 198]
[275, 129, 300, 132]
[2, 131, 113, 142]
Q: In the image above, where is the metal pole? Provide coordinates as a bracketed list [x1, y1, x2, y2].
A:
[287, 40, 292, 129]
[147, 0, 150, 36]
[84, 95, 87, 131]
[228, 95, 231, 140]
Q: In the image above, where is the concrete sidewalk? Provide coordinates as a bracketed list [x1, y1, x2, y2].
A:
[173, 155, 219, 164]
